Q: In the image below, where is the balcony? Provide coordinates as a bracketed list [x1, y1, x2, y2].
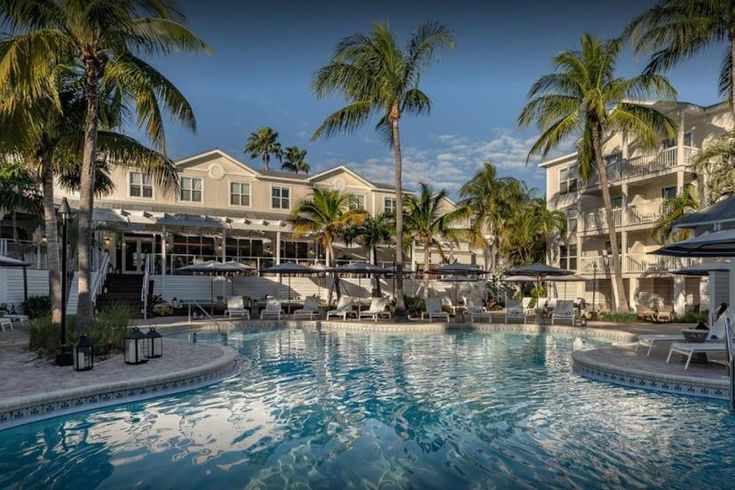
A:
[578, 254, 701, 275]
[581, 146, 697, 190]
[581, 199, 674, 234]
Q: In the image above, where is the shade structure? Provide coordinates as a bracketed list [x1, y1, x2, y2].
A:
[177, 260, 255, 312]
[434, 263, 486, 275]
[505, 263, 574, 277]
[671, 261, 731, 276]
[0, 254, 31, 303]
[673, 196, 735, 231]
[262, 262, 316, 303]
[653, 229, 735, 257]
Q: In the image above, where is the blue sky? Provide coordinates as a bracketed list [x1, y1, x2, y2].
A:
[145, 0, 725, 196]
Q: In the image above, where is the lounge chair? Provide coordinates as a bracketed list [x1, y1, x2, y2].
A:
[293, 297, 320, 320]
[359, 297, 392, 322]
[551, 300, 575, 326]
[422, 297, 450, 323]
[467, 298, 492, 323]
[655, 305, 673, 323]
[505, 299, 528, 324]
[260, 299, 283, 320]
[636, 304, 655, 321]
[327, 296, 354, 320]
[0, 317, 13, 332]
[637, 308, 731, 356]
[225, 296, 250, 319]
[666, 312, 730, 369]
[522, 297, 534, 316]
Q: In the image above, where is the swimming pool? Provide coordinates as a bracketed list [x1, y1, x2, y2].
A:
[1, 327, 734, 489]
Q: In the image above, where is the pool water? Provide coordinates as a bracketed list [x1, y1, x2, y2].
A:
[1, 328, 734, 489]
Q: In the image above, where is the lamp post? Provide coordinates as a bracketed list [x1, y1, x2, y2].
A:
[55, 198, 74, 366]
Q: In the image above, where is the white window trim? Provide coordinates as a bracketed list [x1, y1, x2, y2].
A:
[559, 166, 578, 195]
[179, 175, 204, 204]
[270, 184, 292, 211]
[350, 193, 366, 210]
[127, 170, 155, 200]
[228, 179, 252, 208]
[383, 196, 397, 213]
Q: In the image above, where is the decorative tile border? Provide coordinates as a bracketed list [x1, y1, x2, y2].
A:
[0, 349, 240, 431]
[572, 350, 729, 400]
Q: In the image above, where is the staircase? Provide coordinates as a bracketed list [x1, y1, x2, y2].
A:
[96, 274, 152, 316]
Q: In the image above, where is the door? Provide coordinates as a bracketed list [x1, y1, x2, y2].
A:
[123, 237, 154, 274]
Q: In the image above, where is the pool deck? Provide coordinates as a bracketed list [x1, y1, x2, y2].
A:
[0, 328, 239, 429]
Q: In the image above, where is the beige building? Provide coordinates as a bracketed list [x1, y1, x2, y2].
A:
[541, 101, 733, 314]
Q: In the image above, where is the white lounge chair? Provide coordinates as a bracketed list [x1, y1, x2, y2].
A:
[225, 296, 250, 319]
[638, 308, 730, 356]
[505, 299, 528, 323]
[521, 297, 533, 316]
[359, 297, 392, 322]
[464, 297, 491, 323]
[293, 297, 320, 320]
[551, 300, 575, 326]
[0, 317, 13, 332]
[666, 313, 729, 369]
[260, 299, 282, 320]
[327, 296, 354, 320]
[422, 297, 450, 323]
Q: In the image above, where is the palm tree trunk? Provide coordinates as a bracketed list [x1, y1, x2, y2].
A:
[41, 156, 63, 328]
[730, 10, 735, 121]
[390, 107, 406, 316]
[592, 123, 629, 313]
[76, 57, 101, 333]
[423, 244, 431, 299]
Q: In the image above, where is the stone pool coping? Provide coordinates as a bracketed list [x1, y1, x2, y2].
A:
[0, 340, 240, 430]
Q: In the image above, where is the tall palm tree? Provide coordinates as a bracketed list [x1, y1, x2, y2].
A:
[403, 183, 471, 298]
[653, 184, 701, 243]
[312, 21, 455, 316]
[344, 213, 394, 296]
[518, 34, 678, 312]
[0, 79, 180, 330]
[0, 0, 207, 331]
[459, 162, 522, 273]
[289, 188, 368, 266]
[626, 0, 735, 120]
[245, 127, 283, 170]
[693, 129, 735, 202]
[0, 162, 42, 241]
[282, 146, 310, 174]
[499, 198, 566, 266]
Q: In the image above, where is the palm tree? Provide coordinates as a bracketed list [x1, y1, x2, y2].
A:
[653, 184, 701, 243]
[0, 162, 42, 241]
[499, 198, 566, 266]
[245, 127, 283, 170]
[312, 21, 455, 316]
[282, 146, 310, 174]
[518, 34, 678, 312]
[459, 162, 522, 273]
[626, 0, 735, 120]
[403, 183, 471, 298]
[0, 0, 207, 331]
[0, 79, 180, 330]
[344, 213, 394, 296]
[693, 130, 735, 203]
[289, 188, 368, 266]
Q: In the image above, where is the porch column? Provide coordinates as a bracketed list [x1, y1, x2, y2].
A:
[621, 131, 629, 159]
[221, 229, 227, 261]
[629, 276, 638, 310]
[621, 231, 628, 272]
[161, 226, 167, 299]
[621, 183, 628, 226]
[275, 230, 281, 265]
[674, 275, 686, 316]
[676, 110, 685, 167]
[676, 170, 685, 194]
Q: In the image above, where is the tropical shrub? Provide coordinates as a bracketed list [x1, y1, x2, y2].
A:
[22, 295, 52, 319]
[403, 295, 426, 317]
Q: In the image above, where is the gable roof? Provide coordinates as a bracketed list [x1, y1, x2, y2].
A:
[175, 149, 260, 174]
[308, 165, 376, 188]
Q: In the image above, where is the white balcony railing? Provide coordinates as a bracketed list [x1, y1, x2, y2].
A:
[582, 200, 674, 233]
[578, 254, 701, 275]
[582, 146, 697, 189]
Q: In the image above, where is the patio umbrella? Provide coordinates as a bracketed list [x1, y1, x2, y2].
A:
[505, 263, 574, 277]
[439, 274, 485, 306]
[177, 260, 255, 313]
[311, 262, 328, 301]
[262, 262, 315, 304]
[434, 263, 487, 275]
[0, 255, 31, 303]
[671, 261, 730, 275]
[329, 262, 391, 313]
[673, 195, 735, 231]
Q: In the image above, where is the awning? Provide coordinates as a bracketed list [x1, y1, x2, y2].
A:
[673, 196, 735, 231]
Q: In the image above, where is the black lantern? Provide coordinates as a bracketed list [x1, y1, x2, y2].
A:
[146, 328, 163, 358]
[124, 327, 148, 364]
[74, 335, 94, 371]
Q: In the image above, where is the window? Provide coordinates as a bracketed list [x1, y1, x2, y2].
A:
[559, 167, 578, 195]
[180, 177, 202, 202]
[129, 172, 153, 198]
[560, 244, 577, 271]
[280, 240, 309, 259]
[662, 132, 692, 149]
[230, 182, 251, 206]
[350, 194, 366, 210]
[611, 196, 623, 209]
[567, 212, 578, 236]
[271, 186, 290, 209]
[661, 186, 677, 200]
[384, 197, 396, 213]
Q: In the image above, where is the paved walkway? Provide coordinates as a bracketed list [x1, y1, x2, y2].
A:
[0, 329, 228, 400]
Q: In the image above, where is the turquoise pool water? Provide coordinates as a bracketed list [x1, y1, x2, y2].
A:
[1, 328, 734, 489]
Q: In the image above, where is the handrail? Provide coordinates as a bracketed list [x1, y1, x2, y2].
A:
[141, 253, 152, 319]
[91, 251, 110, 307]
[185, 299, 223, 331]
